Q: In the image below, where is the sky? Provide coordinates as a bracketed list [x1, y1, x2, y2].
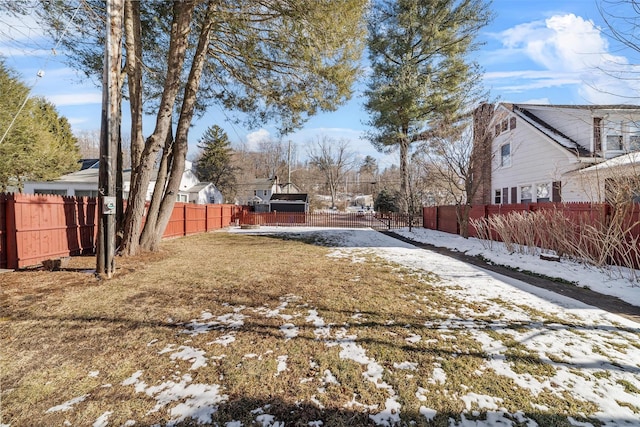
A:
[38, 226, 640, 426]
[1, 0, 640, 170]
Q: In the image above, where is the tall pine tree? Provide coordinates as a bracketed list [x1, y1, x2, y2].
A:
[364, 0, 492, 213]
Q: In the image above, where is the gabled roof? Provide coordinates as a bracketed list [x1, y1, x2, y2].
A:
[187, 182, 214, 192]
[511, 103, 640, 111]
[501, 103, 592, 157]
[252, 178, 277, 191]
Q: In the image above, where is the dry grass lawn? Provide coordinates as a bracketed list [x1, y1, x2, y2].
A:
[1, 230, 637, 426]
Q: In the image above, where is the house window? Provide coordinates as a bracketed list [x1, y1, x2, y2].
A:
[500, 143, 511, 167]
[605, 121, 623, 151]
[177, 194, 188, 202]
[495, 124, 500, 135]
[629, 124, 640, 151]
[501, 120, 508, 132]
[494, 189, 502, 204]
[593, 117, 602, 153]
[509, 117, 516, 130]
[607, 134, 623, 151]
[536, 183, 550, 202]
[520, 185, 532, 203]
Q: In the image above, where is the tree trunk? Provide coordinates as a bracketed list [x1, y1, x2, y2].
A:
[119, 0, 196, 256]
[124, 0, 143, 167]
[142, 0, 215, 252]
[399, 133, 410, 214]
[139, 126, 173, 248]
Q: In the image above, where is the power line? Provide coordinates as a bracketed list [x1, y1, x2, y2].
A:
[0, 2, 83, 144]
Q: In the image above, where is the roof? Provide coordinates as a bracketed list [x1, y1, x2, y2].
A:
[79, 159, 100, 170]
[187, 182, 214, 193]
[252, 178, 277, 191]
[507, 103, 640, 111]
[270, 193, 308, 202]
[501, 104, 593, 157]
[578, 152, 640, 173]
[51, 168, 150, 184]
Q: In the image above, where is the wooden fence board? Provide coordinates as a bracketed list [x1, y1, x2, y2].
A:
[0, 194, 6, 269]
[0, 193, 238, 268]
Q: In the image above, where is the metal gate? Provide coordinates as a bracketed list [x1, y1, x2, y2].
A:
[238, 211, 422, 230]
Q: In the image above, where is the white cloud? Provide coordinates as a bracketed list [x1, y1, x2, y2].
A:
[520, 98, 551, 105]
[66, 117, 89, 126]
[490, 13, 640, 104]
[484, 70, 581, 93]
[497, 14, 614, 72]
[47, 92, 102, 106]
[245, 128, 272, 151]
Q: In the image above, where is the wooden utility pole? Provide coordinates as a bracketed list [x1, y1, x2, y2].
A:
[97, 0, 124, 278]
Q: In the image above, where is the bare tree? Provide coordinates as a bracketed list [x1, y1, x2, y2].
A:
[257, 138, 288, 181]
[307, 136, 356, 209]
[596, 0, 640, 102]
[417, 104, 494, 237]
[75, 130, 101, 159]
[358, 155, 378, 196]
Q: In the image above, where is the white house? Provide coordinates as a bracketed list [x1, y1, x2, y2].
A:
[479, 103, 640, 204]
[22, 160, 223, 204]
[187, 182, 224, 204]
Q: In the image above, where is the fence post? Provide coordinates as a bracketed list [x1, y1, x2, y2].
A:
[6, 194, 17, 269]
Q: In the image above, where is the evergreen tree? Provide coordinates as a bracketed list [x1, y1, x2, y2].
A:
[364, 0, 492, 213]
[193, 125, 237, 201]
[374, 189, 399, 213]
[0, 60, 79, 191]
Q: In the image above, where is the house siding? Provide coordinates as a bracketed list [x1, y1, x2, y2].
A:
[491, 110, 579, 204]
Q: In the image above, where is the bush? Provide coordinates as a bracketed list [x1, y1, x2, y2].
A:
[470, 206, 640, 282]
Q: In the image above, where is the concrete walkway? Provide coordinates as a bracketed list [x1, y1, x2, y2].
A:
[382, 231, 640, 324]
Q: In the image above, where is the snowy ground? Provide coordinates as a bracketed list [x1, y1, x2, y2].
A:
[30, 226, 640, 427]
[392, 227, 640, 308]
[228, 226, 640, 426]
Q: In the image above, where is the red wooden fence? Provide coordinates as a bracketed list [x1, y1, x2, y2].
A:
[422, 202, 640, 268]
[0, 193, 240, 269]
[422, 203, 618, 239]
